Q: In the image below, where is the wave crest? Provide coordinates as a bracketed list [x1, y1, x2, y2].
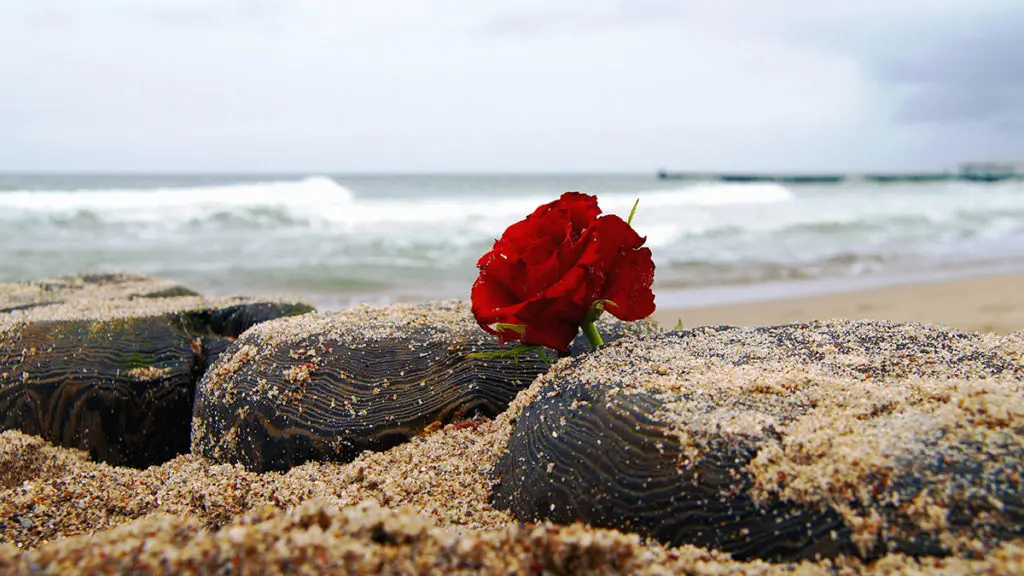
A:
[0, 176, 354, 224]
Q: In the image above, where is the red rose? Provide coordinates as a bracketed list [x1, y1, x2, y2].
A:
[471, 192, 656, 353]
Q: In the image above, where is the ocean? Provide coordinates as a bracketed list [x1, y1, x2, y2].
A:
[2, 173, 1024, 310]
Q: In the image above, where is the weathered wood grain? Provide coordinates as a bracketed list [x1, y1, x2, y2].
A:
[492, 321, 1024, 562]
[192, 301, 662, 472]
[0, 287, 313, 468]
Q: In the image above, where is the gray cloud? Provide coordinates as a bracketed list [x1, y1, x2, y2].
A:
[2, 0, 1021, 172]
[782, 2, 1024, 129]
[876, 9, 1024, 127]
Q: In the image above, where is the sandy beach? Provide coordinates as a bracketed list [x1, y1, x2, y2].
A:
[1, 273, 1022, 574]
[654, 272, 1024, 335]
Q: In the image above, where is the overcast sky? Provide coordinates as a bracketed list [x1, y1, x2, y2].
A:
[1, 0, 1021, 172]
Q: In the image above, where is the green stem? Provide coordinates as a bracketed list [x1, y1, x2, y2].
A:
[581, 321, 603, 350]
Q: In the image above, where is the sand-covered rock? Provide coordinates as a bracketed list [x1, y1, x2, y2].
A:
[0, 273, 199, 314]
[192, 300, 661, 472]
[0, 276, 313, 467]
[492, 320, 1024, 562]
[0, 317, 1021, 574]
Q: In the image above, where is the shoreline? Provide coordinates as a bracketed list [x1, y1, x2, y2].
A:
[271, 267, 1024, 336]
[653, 271, 1024, 335]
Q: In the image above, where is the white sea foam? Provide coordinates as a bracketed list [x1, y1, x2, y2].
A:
[0, 176, 354, 223]
[2, 174, 1024, 303]
[0, 177, 794, 228]
[627, 183, 795, 207]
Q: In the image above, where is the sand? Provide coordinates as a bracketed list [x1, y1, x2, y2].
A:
[1, 386, 1022, 574]
[0, 272, 199, 314]
[0, 274, 1023, 574]
[654, 272, 1024, 335]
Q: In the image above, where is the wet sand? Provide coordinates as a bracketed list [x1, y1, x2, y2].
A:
[654, 272, 1024, 335]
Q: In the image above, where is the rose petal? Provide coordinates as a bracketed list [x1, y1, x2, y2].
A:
[589, 214, 645, 250]
[557, 192, 602, 234]
[477, 250, 533, 301]
[540, 267, 591, 323]
[516, 297, 582, 351]
[601, 246, 656, 320]
[471, 271, 522, 319]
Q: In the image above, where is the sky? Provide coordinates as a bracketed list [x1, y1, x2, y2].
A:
[1, 0, 1021, 173]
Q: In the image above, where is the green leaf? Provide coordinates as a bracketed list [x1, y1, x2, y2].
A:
[627, 198, 640, 226]
[492, 322, 526, 335]
[673, 318, 684, 330]
[536, 348, 554, 364]
[468, 344, 542, 364]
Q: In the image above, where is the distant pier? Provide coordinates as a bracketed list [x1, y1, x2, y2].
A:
[657, 162, 1024, 184]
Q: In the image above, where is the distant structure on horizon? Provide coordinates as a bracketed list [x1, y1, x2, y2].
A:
[657, 162, 1024, 184]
